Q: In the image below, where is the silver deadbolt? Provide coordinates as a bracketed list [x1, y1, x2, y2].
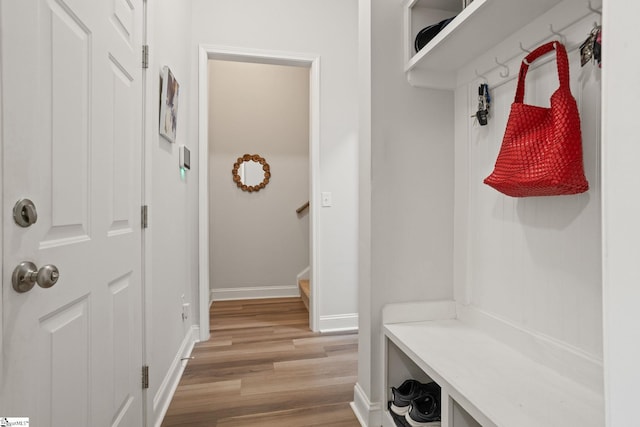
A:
[13, 198, 38, 227]
[12, 261, 60, 293]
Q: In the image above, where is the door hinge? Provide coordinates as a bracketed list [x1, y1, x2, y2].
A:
[142, 45, 149, 69]
[142, 365, 149, 389]
[141, 205, 148, 229]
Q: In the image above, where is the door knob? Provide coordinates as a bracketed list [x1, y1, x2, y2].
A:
[12, 261, 60, 293]
[37, 264, 60, 288]
[13, 198, 38, 227]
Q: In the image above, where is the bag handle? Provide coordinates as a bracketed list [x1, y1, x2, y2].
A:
[514, 41, 570, 103]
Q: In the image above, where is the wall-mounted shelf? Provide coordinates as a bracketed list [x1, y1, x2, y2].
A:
[405, 0, 565, 89]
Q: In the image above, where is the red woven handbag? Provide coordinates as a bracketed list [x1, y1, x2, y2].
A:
[484, 41, 589, 197]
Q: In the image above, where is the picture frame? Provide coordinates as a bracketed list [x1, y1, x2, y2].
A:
[159, 66, 179, 143]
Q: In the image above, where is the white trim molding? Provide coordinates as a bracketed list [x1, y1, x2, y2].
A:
[153, 326, 200, 427]
[308, 58, 321, 333]
[210, 286, 300, 302]
[319, 313, 359, 333]
[197, 44, 211, 343]
[198, 44, 322, 335]
[296, 266, 311, 282]
[351, 382, 382, 427]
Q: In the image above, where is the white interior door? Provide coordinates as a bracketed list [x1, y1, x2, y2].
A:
[1, 0, 144, 425]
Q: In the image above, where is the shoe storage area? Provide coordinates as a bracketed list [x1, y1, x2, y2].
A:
[385, 332, 482, 427]
[381, 0, 604, 426]
[382, 301, 602, 427]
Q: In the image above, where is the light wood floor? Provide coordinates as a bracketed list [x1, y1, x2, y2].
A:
[161, 297, 361, 427]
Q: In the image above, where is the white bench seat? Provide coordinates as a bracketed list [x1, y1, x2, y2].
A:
[384, 319, 604, 427]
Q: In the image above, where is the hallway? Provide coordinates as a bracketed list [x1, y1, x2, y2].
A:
[161, 298, 360, 426]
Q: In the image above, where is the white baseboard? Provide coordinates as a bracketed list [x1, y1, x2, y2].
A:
[210, 285, 300, 301]
[319, 313, 358, 333]
[351, 382, 382, 427]
[153, 325, 200, 427]
[296, 266, 310, 282]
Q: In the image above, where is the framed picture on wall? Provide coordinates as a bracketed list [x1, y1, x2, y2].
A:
[159, 66, 179, 143]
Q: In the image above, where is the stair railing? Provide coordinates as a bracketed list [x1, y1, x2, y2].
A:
[296, 201, 310, 214]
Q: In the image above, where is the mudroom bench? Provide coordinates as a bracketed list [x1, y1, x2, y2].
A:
[382, 300, 604, 427]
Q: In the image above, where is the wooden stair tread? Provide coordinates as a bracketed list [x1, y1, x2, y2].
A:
[299, 280, 310, 297]
[299, 279, 310, 311]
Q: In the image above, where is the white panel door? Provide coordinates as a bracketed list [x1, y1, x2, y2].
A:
[0, 0, 144, 425]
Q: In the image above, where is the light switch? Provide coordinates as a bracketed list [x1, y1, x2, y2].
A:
[179, 145, 190, 170]
[321, 192, 332, 207]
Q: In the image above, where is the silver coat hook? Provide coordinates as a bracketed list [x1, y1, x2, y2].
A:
[549, 24, 567, 44]
[587, 0, 602, 15]
[519, 42, 531, 54]
[494, 57, 509, 78]
[475, 69, 488, 82]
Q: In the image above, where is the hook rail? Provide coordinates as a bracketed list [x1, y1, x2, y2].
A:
[549, 24, 567, 44]
[494, 57, 509, 78]
[474, 69, 488, 82]
[587, 0, 602, 15]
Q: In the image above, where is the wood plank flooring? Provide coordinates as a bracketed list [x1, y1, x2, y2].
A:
[161, 297, 361, 427]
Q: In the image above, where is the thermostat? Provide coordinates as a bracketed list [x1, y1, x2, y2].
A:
[179, 145, 190, 170]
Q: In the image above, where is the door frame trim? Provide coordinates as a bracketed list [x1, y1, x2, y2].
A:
[0, 3, 5, 388]
[141, 0, 149, 425]
[197, 45, 321, 336]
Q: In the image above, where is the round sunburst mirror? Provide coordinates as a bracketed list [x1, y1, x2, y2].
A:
[232, 154, 271, 192]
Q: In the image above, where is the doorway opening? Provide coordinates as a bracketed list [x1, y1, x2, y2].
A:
[197, 46, 321, 339]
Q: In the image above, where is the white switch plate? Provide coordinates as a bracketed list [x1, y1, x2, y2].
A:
[179, 145, 190, 170]
[321, 192, 332, 207]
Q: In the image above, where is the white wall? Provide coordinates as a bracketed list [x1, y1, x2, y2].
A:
[356, 0, 455, 422]
[0, 5, 4, 392]
[455, 4, 603, 358]
[601, 0, 640, 425]
[208, 60, 310, 298]
[190, 0, 359, 326]
[358, 0, 609, 425]
[146, 0, 199, 424]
